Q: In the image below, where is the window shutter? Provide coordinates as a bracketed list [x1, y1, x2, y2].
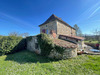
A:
[42, 29, 45, 33]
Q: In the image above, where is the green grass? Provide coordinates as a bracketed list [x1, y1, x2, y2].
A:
[84, 41, 99, 44]
[0, 50, 100, 75]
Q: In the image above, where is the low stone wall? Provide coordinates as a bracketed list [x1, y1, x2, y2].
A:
[48, 48, 77, 59]
[27, 36, 41, 54]
[27, 35, 77, 59]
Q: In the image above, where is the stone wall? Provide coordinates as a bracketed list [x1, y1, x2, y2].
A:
[40, 20, 76, 36]
[77, 40, 84, 50]
[72, 28, 76, 36]
[57, 20, 76, 36]
[40, 20, 57, 34]
[27, 35, 77, 59]
[27, 36, 41, 54]
[48, 48, 77, 59]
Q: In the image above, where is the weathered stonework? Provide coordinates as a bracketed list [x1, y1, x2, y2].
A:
[27, 36, 41, 54]
[77, 40, 84, 50]
[27, 35, 77, 59]
[57, 20, 76, 36]
[40, 20, 57, 34]
[48, 48, 77, 59]
[40, 20, 76, 36]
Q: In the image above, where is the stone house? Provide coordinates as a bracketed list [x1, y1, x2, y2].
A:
[39, 14, 84, 49]
[39, 14, 76, 36]
[27, 14, 84, 59]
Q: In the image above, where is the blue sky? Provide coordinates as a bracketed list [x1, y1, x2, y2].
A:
[0, 0, 100, 36]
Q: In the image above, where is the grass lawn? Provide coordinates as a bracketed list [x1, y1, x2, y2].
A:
[0, 50, 100, 75]
[84, 41, 99, 44]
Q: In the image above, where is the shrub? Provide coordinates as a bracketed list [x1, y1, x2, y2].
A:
[37, 33, 66, 56]
[0, 36, 26, 55]
[54, 45, 66, 54]
[37, 33, 53, 56]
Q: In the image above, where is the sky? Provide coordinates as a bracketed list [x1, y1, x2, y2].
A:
[0, 0, 100, 36]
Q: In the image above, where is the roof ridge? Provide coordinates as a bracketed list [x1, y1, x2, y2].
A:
[39, 14, 75, 30]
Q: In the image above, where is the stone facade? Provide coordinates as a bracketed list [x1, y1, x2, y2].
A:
[57, 20, 76, 36]
[40, 20, 76, 36]
[40, 20, 57, 34]
[27, 36, 41, 54]
[77, 40, 84, 50]
[48, 48, 77, 59]
[26, 36, 77, 59]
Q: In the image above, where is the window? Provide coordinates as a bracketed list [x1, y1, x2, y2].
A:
[46, 29, 49, 34]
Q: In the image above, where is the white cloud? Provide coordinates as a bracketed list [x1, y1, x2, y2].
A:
[88, 7, 100, 18]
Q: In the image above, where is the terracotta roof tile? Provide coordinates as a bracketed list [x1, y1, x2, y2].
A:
[59, 35, 85, 40]
[53, 39, 77, 48]
[39, 14, 75, 30]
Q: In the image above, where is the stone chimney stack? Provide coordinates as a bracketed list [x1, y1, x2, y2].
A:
[50, 30, 56, 38]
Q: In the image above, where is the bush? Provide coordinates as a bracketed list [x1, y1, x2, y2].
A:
[0, 36, 26, 55]
[37, 33, 66, 56]
[37, 33, 53, 56]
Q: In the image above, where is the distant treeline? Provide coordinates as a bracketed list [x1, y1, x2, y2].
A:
[83, 35, 100, 41]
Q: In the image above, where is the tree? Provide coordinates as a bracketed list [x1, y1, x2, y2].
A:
[21, 33, 29, 38]
[74, 24, 82, 37]
[8, 32, 20, 37]
[8, 32, 29, 37]
[92, 29, 100, 41]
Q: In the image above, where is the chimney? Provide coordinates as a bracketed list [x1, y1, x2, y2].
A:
[50, 30, 56, 38]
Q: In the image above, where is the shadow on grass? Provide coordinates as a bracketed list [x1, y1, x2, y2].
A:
[5, 50, 57, 64]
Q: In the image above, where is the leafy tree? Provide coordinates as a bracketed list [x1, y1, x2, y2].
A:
[74, 24, 82, 37]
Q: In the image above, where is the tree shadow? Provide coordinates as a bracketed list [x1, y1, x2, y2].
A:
[5, 50, 58, 64]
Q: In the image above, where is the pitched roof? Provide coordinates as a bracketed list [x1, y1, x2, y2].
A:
[53, 39, 77, 48]
[59, 34, 85, 40]
[39, 14, 75, 30]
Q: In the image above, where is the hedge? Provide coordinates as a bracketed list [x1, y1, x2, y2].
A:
[0, 36, 26, 55]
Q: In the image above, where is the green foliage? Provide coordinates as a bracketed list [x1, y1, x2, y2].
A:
[0, 35, 3, 40]
[26, 36, 33, 41]
[37, 33, 66, 56]
[54, 45, 66, 54]
[74, 24, 83, 37]
[98, 41, 100, 44]
[84, 41, 98, 44]
[37, 33, 53, 56]
[0, 36, 26, 55]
